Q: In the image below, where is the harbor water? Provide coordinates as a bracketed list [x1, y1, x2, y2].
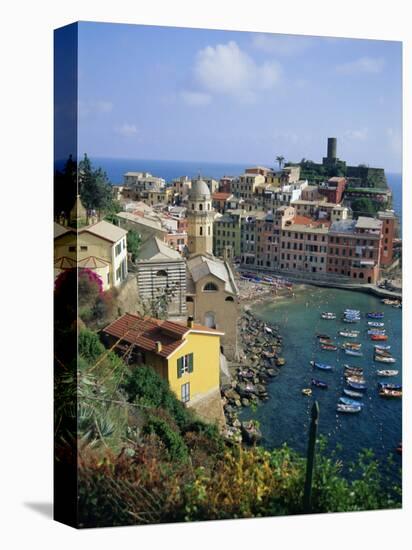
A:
[240, 287, 402, 479]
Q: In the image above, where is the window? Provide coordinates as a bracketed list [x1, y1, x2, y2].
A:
[80, 245, 88, 251]
[181, 382, 190, 403]
[199, 226, 203, 236]
[225, 296, 234, 302]
[156, 270, 167, 277]
[69, 246, 76, 252]
[177, 353, 194, 378]
[115, 243, 122, 256]
[203, 282, 218, 292]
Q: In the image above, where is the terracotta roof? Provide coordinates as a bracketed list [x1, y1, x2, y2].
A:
[212, 192, 232, 201]
[102, 313, 223, 359]
[292, 215, 331, 228]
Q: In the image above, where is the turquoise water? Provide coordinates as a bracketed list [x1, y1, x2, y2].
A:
[240, 287, 402, 477]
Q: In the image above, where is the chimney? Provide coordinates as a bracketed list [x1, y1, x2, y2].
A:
[187, 316, 194, 328]
[155, 341, 162, 353]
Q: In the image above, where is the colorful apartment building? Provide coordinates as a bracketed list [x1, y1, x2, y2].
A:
[377, 210, 396, 267]
[327, 217, 383, 283]
[318, 177, 346, 204]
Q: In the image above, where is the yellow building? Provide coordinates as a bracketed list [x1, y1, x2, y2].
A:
[102, 313, 224, 414]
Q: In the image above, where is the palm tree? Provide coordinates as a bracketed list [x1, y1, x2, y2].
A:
[276, 155, 285, 170]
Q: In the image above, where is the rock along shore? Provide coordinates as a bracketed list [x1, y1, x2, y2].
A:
[221, 309, 286, 445]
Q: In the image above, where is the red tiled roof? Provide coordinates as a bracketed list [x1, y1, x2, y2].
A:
[102, 313, 223, 358]
[212, 192, 232, 200]
[293, 215, 331, 228]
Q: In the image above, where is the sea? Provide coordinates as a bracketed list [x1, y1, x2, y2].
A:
[87, 157, 402, 227]
[240, 289, 402, 484]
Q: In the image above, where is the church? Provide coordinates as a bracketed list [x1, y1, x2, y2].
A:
[186, 177, 239, 361]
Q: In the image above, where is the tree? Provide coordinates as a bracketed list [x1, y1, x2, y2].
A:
[276, 155, 285, 170]
[54, 154, 77, 218]
[127, 229, 141, 262]
[351, 198, 378, 219]
[78, 153, 113, 213]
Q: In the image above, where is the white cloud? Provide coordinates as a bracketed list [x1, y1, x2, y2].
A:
[78, 99, 113, 117]
[335, 57, 385, 75]
[252, 34, 313, 56]
[193, 41, 282, 102]
[115, 123, 138, 137]
[180, 91, 212, 106]
[344, 128, 369, 141]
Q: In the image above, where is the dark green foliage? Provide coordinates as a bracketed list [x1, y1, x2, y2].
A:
[54, 154, 77, 217]
[78, 329, 105, 363]
[144, 416, 189, 462]
[126, 228, 141, 262]
[351, 197, 380, 218]
[79, 153, 113, 212]
[124, 366, 193, 429]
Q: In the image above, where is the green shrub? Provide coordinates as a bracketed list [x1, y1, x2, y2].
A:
[144, 416, 188, 462]
[123, 366, 193, 429]
[79, 329, 105, 362]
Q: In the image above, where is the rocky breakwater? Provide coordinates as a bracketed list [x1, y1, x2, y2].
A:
[221, 310, 285, 445]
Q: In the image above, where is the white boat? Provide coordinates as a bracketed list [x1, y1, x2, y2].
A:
[367, 321, 385, 327]
[374, 355, 396, 363]
[377, 370, 399, 377]
[321, 312, 336, 320]
[374, 344, 391, 350]
[345, 349, 363, 357]
[339, 330, 359, 338]
[337, 403, 362, 413]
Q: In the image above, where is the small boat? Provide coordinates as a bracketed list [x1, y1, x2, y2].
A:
[342, 318, 360, 323]
[375, 348, 392, 356]
[337, 403, 362, 413]
[344, 388, 364, 398]
[377, 369, 399, 377]
[316, 334, 330, 339]
[342, 342, 362, 350]
[367, 312, 384, 319]
[345, 349, 363, 357]
[339, 396, 364, 407]
[347, 381, 367, 391]
[321, 344, 338, 351]
[339, 330, 359, 338]
[321, 312, 336, 320]
[344, 309, 360, 313]
[374, 344, 391, 350]
[310, 361, 333, 371]
[367, 328, 386, 335]
[379, 389, 402, 399]
[374, 355, 396, 363]
[367, 321, 385, 327]
[344, 368, 364, 376]
[371, 334, 388, 341]
[319, 338, 334, 345]
[382, 299, 400, 306]
[378, 383, 402, 391]
[311, 378, 328, 389]
[302, 388, 312, 396]
[346, 375, 366, 384]
[264, 325, 273, 334]
[344, 363, 362, 371]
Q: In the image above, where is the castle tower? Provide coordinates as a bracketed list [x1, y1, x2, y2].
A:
[187, 177, 214, 255]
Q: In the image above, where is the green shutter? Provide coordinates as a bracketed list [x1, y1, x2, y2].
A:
[188, 353, 194, 373]
[177, 357, 183, 378]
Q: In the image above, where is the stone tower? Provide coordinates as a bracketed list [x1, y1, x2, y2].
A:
[187, 177, 214, 256]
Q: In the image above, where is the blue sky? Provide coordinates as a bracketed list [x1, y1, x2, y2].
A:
[77, 22, 402, 172]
